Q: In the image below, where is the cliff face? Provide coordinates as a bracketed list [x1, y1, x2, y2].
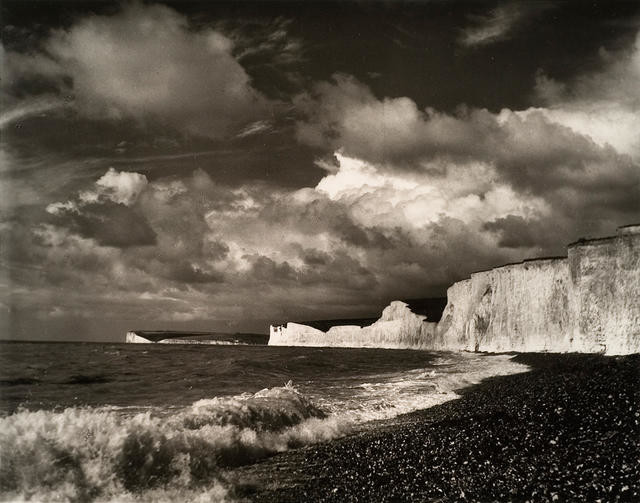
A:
[270, 225, 640, 355]
[437, 259, 571, 353]
[269, 302, 436, 349]
[569, 226, 640, 355]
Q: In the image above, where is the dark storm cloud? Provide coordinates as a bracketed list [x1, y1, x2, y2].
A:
[50, 201, 157, 248]
[483, 215, 557, 250]
[161, 261, 225, 284]
[302, 248, 330, 266]
[246, 255, 298, 283]
[242, 249, 378, 292]
[295, 251, 378, 291]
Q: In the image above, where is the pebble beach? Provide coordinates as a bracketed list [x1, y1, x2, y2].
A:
[232, 353, 640, 502]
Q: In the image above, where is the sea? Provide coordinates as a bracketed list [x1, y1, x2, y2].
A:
[0, 341, 527, 502]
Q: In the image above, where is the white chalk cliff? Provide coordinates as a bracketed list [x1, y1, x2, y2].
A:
[269, 224, 640, 355]
[269, 301, 431, 349]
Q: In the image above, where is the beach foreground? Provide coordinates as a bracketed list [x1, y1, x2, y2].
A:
[231, 353, 640, 502]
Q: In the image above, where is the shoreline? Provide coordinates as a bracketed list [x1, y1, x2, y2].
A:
[228, 353, 640, 502]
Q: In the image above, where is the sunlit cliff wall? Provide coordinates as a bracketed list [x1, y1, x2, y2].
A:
[436, 258, 572, 353]
[269, 302, 437, 349]
[269, 225, 640, 355]
[568, 225, 640, 355]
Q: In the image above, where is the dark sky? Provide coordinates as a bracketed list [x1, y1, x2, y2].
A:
[1, 0, 639, 340]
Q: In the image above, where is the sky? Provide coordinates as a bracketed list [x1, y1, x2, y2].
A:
[1, 0, 639, 341]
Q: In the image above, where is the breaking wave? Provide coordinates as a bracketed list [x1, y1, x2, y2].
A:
[0, 354, 527, 502]
[0, 383, 345, 502]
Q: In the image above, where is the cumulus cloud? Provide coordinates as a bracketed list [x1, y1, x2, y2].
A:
[83, 168, 148, 206]
[316, 153, 549, 229]
[45, 168, 155, 248]
[17, 166, 385, 323]
[532, 31, 640, 160]
[295, 74, 638, 197]
[9, 132, 633, 330]
[2, 3, 271, 138]
[46, 168, 148, 214]
[294, 32, 640, 253]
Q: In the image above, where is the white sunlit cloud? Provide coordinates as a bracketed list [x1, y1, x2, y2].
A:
[293, 30, 640, 255]
[86, 168, 148, 206]
[2, 2, 271, 139]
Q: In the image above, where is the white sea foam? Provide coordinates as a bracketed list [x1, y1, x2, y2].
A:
[0, 353, 528, 502]
[310, 353, 527, 424]
[0, 384, 345, 502]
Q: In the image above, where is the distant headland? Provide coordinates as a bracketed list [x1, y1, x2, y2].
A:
[125, 331, 268, 345]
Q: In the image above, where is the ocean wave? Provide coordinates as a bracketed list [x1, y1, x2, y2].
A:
[0, 354, 528, 502]
[313, 353, 528, 425]
[0, 383, 349, 502]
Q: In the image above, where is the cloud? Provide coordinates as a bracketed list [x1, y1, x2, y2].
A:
[4, 24, 640, 336]
[459, 2, 551, 47]
[295, 74, 488, 163]
[3, 3, 271, 139]
[532, 31, 640, 160]
[55, 201, 157, 248]
[235, 120, 273, 138]
[159, 261, 225, 284]
[45, 168, 156, 248]
[482, 215, 557, 249]
[230, 17, 304, 66]
[293, 31, 640, 253]
[0, 96, 65, 129]
[459, 3, 523, 46]
[294, 74, 638, 198]
[48, 167, 150, 208]
[6, 138, 627, 332]
[86, 168, 148, 206]
[315, 152, 549, 227]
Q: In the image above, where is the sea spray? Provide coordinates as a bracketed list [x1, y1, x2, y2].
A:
[0, 383, 351, 502]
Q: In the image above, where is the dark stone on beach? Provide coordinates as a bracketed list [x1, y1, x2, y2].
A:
[239, 353, 640, 502]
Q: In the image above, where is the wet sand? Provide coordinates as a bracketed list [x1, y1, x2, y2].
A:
[230, 353, 640, 502]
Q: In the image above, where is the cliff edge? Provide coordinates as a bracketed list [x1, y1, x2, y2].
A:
[270, 224, 640, 355]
